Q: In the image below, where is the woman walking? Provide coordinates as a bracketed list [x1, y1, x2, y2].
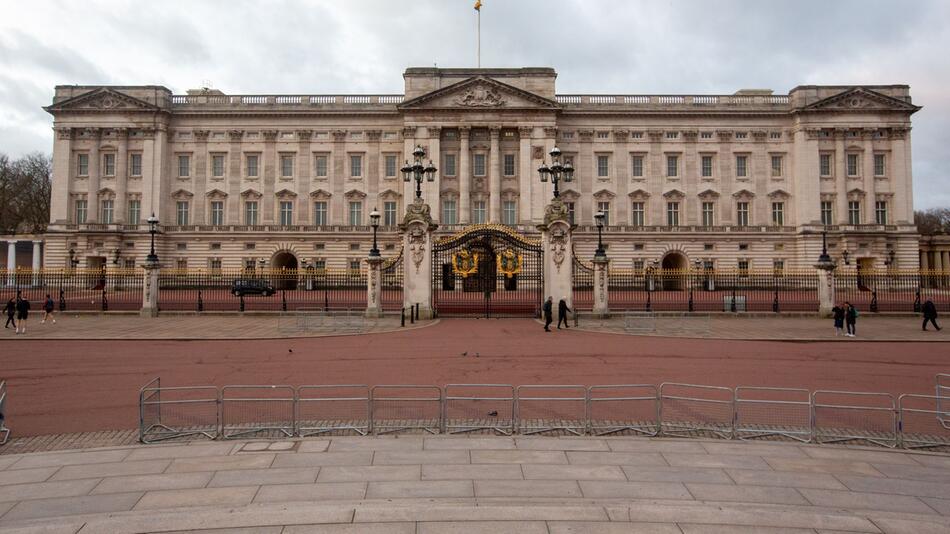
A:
[832, 303, 845, 336]
[845, 301, 858, 337]
[4, 298, 15, 330]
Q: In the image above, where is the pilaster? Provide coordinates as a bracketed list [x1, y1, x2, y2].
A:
[459, 126, 471, 224]
[401, 197, 437, 319]
[365, 255, 384, 318]
[489, 127, 501, 223]
[115, 128, 129, 223]
[592, 256, 609, 317]
[518, 126, 533, 224]
[538, 198, 574, 308]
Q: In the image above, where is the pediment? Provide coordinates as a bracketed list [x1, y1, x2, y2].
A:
[800, 87, 920, 113]
[663, 189, 686, 199]
[170, 188, 193, 199]
[398, 76, 559, 111]
[847, 188, 866, 197]
[379, 189, 402, 199]
[593, 189, 616, 200]
[45, 88, 163, 114]
[344, 189, 367, 199]
[97, 187, 115, 197]
[309, 189, 332, 199]
[205, 188, 228, 198]
[697, 188, 720, 198]
[732, 188, 755, 199]
[240, 188, 262, 199]
[275, 188, 297, 198]
[628, 189, 651, 199]
[768, 189, 791, 199]
[559, 188, 580, 201]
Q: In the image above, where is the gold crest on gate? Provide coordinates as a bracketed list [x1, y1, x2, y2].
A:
[497, 248, 523, 278]
[452, 249, 479, 278]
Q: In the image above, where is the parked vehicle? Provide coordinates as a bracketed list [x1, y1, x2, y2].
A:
[231, 279, 276, 297]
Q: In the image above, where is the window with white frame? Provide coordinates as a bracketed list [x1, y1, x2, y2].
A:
[176, 201, 189, 225]
[350, 155, 362, 177]
[384, 201, 397, 226]
[597, 155, 609, 177]
[100, 199, 114, 224]
[702, 202, 715, 226]
[771, 202, 784, 226]
[821, 201, 833, 225]
[177, 155, 190, 178]
[502, 200, 517, 225]
[631, 202, 644, 226]
[631, 155, 643, 177]
[875, 200, 888, 225]
[444, 154, 457, 176]
[597, 201, 611, 225]
[472, 200, 487, 224]
[348, 201, 363, 225]
[77, 153, 89, 176]
[103, 153, 116, 176]
[314, 155, 328, 177]
[666, 155, 678, 177]
[667, 202, 680, 227]
[503, 154, 516, 176]
[566, 202, 575, 225]
[246, 154, 259, 178]
[385, 155, 397, 178]
[212, 155, 225, 178]
[771, 155, 783, 177]
[280, 155, 294, 178]
[130, 153, 142, 177]
[848, 200, 861, 225]
[128, 199, 141, 223]
[847, 153, 859, 176]
[736, 202, 749, 226]
[473, 154, 486, 176]
[819, 153, 832, 177]
[75, 199, 87, 223]
[245, 201, 259, 225]
[210, 201, 224, 226]
[736, 155, 748, 177]
[442, 199, 457, 224]
[874, 154, 886, 177]
[701, 155, 713, 177]
[313, 201, 328, 225]
[279, 201, 293, 225]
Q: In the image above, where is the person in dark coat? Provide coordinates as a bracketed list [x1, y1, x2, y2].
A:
[832, 303, 845, 336]
[15, 291, 30, 334]
[542, 296, 553, 332]
[3, 298, 15, 329]
[845, 301, 857, 337]
[922, 299, 941, 331]
[557, 297, 571, 329]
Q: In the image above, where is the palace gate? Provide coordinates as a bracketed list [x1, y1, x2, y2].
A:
[431, 225, 543, 318]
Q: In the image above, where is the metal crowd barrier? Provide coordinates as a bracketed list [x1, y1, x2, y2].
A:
[135, 374, 950, 450]
[0, 380, 9, 445]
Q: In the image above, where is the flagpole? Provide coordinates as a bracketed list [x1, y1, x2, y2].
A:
[476, 7, 481, 68]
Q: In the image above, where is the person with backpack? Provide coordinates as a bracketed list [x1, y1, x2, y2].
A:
[922, 299, 941, 331]
[832, 303, 845, 336]
[42, 294, 56, 324]
[542, 296, 553, 332]
[3, 298, 15, 330]
[845, 301, 858, 337]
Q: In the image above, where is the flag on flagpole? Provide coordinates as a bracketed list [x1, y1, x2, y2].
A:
[474, 0, 482, 11]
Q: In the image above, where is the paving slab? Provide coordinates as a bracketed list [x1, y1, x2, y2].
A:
[271, 452, 373, 468]
[365, 480, 474, 499]
[522, 464, 627, 480]
[606, 440, 709, 453]
[548, 523, 684, 534]
[685, 483, 809, 505]
[352, 504, 610, 523]
[921, 497, 950, 516]
[866, 516, 950, 534]
[0, 457, 20, 470]
[871, 462, 950, 483]
[724, 469, 848, 490]
[253, 482, 367, 503]
[663, 453, 771, 470]
[295, 441, 332, 453]
[611, 503, 881, 532]
[765, 457, 884, 477]
[700, 442, 809, 458]
[0, 479, 101, 503]
[566, 451, 668, 466]
[50, 459, 170, 481]
[621, 466, 733, 484]
[802, 447, 923, 466]
[423, 437, 516, 450]
[515, 438, 611, 451]
[836, 474, 950, 499]
[679, 525, 818, 534]
[207, 467, 319, 487]
[164, 528, 284, 534]
[90, 471, 213, 495]
[8, 449, 131, 470]
[283, 524, 413, 534]
[1, 492, 142, 521]
[0, 523, 86, 534]
[123, 443, 236, 461]
[317, 465, 420, 482]
[0, 467, 59, 486]
[474, 480, 583, 498]
[578, 481, 693, 500]
[799, 488, 936, 515]
[420, 463, 523, 480]
[910, 455, 950, 469]
[417, 520, 549, 534]
[371, 450, 470, 465]
[165, 453, 275, 473]
[327, 438, 424, 452]
[469, 450, 568, 464]
[133, 486, 259, 511]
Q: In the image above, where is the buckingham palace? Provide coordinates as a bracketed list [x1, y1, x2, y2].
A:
[39, 67, 921, 274]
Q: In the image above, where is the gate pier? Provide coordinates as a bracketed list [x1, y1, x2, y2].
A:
[539, 198, 574, 310]
[401, 198, 437, 320]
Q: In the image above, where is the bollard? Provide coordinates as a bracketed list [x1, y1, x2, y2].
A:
[414, 303, 420, 321]
[410, 305, 415, 324]
[688, 289, 694, 313]
[282, 290, 287, 312]
[101, 289, 108, 312]
[197, 290, 204, 312]
[240, 293, 245, 312]
[870, 290, 878, 313]
[59, 287, 66, 312]
[731, 289, 737, 313]
[773, 290, 779, 313]
[401, 307, 405, 327]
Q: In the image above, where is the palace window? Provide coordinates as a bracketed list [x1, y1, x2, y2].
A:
[738, 259, 750, 276]
[246, 155, 259, 178]
[736, 202, 749, 226]
[566, 202, 575, 225]
[473, 154, 486, 176]
[350, 155, 362, 177]
[771, 202, 784, 226]
[472, 200, 486, 224]
[245, 201, 258, 225]
[597, 155, 609, 177]
[771, 155, 783, 177]
[701, 155, 713, 177]
[666, 155, 678, 177]
[631, 155, 643, 177]
[631, 202, 645, 226]
[700, 132, 713, 139]
[314, 155, 328, 177]
[210, 201, 224, 226]
[77, 153, 89, 176]
[667, 202, 680, 227]
[103, 153, 115, 176]
[384, 201, 397, 226]
[736, 155, 748, 178]
[442, 199, 457, 224]
[178, 155, 190, 178]
[503, 200, 517, 225]
[75, 199, 87, 223]
[176, 201, 189, 226]
[210, 259, 222, 273]
[702, 202, 715, 226]
[128, 199, 141, 224]
[875, 201, 888, 225]
[212, 155, 225, 178]
[100, 199, 114, 224]
[177, 259, 188, 270]
[280, 155, 294, 178]
[279, 201, 294, 225]
[874, 153, 886, 177]
[444, 154, 457, 177]
[847, 154, 859, 176]
[504, 154, 516, 176]
[313, 201, 328, 225]
[821, 201, 833, 225]
[385, 155, 397, 178]
[130, 154, 142, 177]
[848, 200, 861, 225]
[819, 153, 832, 177]
[348, 201, 362, 225]
[597, 201, 611, 225]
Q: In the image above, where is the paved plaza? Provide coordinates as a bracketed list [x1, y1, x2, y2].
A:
[0, 436, 949, 533]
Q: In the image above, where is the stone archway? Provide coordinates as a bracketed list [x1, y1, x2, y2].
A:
[660, 251, 689, 291]
[271, 251, 298, 290]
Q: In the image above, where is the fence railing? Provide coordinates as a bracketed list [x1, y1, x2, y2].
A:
[0, 268, 143, 311]
[138, 374, 950, 450]
[0, 380, 8, 445]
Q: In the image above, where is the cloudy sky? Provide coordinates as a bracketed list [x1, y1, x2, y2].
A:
[2, 0, 949, 208]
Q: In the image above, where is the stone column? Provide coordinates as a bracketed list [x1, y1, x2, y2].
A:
[488, 127, 501, 223]
[815, 259, 837, 318]
[592, 256, 609, 317]
[115, 128, 129, 224]
[538, 199, 574, 309]
[297, 130, 313, 225]
[459, 127, 471, 224]
[6, 240, 16, 286]
[427, 127, 441, 220]
[401, 198, 437, 319]
[193, 130, 210, 223]
[332, 130, 348, 225]
[578, 130, 595, 224]
[365, 255, 384, 318]
[32, 241, 41, 287]
[141, 262, 160, 317]
[228, 130, 246, 223]
[518, 126, 533, 224]
[260, 130, 276, 224]
[834, 129, 847, 224]
[50, 127, 72, 225]
[86, 128, 101, 222]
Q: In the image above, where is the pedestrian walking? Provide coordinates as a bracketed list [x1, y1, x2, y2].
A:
[542, 296, 553, 332]
[832, 303, 845, 336]
[15, 291, 30, 334]
[557, 297, 571, 329]
[922, 299, 941, 331]
[845, 301, 858, 337]
[3, 298, 15, 330]
[42, 294, 56, 324]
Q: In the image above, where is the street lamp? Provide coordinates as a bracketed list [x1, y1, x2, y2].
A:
[537, 147, 574, 199]
[817, 227, 833, 264]
[401, 146, 437, 199]
[369, 208, 381, 258]
[594, 210, 606, 259]
[146, 213, 159, 264]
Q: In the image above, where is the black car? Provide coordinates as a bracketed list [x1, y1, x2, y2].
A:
[231, 279, 276, 297]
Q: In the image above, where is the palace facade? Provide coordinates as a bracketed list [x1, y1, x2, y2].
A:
[41, 67, 921, 273]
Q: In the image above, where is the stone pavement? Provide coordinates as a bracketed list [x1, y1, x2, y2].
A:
[1, 436, 949, 533]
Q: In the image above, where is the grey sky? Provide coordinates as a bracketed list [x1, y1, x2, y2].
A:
[1, 0, 948, 208]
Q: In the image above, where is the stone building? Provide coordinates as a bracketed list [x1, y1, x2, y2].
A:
[39, 67, 921, 273]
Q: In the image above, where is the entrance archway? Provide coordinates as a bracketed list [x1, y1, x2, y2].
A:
[660, 251, 688, 291]
[271, 251, 298, 290]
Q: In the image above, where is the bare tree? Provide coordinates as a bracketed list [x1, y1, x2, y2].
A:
[915, 208, 950, 235]
[0, 152, 52, 234]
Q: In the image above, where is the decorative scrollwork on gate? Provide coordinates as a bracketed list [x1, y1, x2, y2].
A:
[452, 250, 479, 278]
[497, 248, 523, 279]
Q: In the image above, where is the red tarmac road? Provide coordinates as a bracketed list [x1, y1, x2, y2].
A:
[1, 319, 948, 437]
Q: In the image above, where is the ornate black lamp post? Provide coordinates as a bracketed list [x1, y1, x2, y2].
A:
[817, 227, 833, 264]
[537, 147, 574, 199]
[369, 208, 381, 258]
[401, 146, 437, 199]
[594, 210, 606, 259]
[146, 213, 159, 264]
